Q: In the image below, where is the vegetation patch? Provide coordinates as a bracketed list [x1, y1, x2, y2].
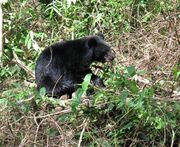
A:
[0, 0, 179, 146]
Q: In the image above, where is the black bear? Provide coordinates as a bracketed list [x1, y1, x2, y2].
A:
[35, 34, 115, 98]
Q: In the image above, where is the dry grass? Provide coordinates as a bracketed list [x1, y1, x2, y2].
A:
[0, 106, 78, 146]
[115, 12, 179, 73]
[112, 12, 180, 100]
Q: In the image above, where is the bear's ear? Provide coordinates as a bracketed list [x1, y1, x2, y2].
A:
[87, 37, 97, 49]
[98, 32, 104, 40]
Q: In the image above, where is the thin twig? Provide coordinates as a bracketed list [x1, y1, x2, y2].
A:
[30, 108, 72, 119]
[51, 75, 63, 97]
[49, 117, 67, 146]
[34, 118, 49, 147]
[170, 129, 175, 147]
[154, 97, 180, 101]
[12, 51, 35, 78]
[78, 119, 88, 147]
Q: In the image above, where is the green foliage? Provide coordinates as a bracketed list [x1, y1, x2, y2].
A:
[173, 64, 180, 81]
[0, 65, 20, 80]
[0, 85, 35, 113]
[2, 0, 176, 66]
[34, 87, 67, 108]
[71, 73, 92, 112]
[80, 65, 179, 146]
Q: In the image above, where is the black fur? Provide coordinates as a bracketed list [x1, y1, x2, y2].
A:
[35, 34, 115, 98]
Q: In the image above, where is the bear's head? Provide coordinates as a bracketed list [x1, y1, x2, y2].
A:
[87, 34, 115, 63]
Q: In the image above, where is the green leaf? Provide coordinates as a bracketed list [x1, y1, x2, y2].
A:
[82, 73, 92, 91]
[25, 33, 30, 46]
[71, 74, 92, 112]
[71, 88, 83, 112]
[0, 98, 8, 104]
[118, 90, 128, 108]
[173, 64, 180, 80]
[39, 87, 46, 97]
[126, 66, 136, 77]
[13, 47, 24, 53]
[121, 122, 133, 130]
[27, 39, 32, 49]
[126, 80, 139, 94]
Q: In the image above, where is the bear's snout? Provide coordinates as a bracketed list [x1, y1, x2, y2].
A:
[105, 50, 115, 62]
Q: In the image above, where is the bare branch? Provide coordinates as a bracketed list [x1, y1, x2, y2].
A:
[12, 51, 35, 79]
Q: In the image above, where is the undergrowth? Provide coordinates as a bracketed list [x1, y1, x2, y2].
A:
[0, 0, 179, 146]
[0, 64, 179, 146]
